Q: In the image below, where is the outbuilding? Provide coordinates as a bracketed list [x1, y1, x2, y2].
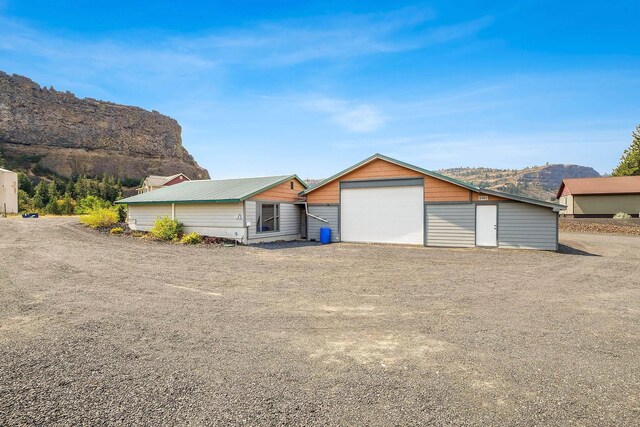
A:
[302, 154, 564, 250]
[557, 176, 640, 217]
[117, 175, 307, 244]
[0, 167, 18, 215]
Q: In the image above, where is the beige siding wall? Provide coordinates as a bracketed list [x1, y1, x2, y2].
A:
[128, 204, 172, 229]
[573, 194, 640, 215]
[246, 201, 301, 243]
[175, 203, 246, 241]
[0, 169, 18, 214]
[558, 195, 573, 215]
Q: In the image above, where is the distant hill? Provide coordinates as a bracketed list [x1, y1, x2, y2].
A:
[438, 164, 601, 201]
[0, 71, 209, 181]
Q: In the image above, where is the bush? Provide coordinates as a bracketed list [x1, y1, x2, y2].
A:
[150, 216, 183, 241]
[110, 227, 124, 234]
[613, 212, 632, 219]
[180, 232, 203, 245]
[80, 208, 119, 229]
[114, 204, 127, 222]
[76, 195, 111, 214]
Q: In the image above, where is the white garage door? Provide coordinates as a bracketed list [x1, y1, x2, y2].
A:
[341, 186, 424, 244]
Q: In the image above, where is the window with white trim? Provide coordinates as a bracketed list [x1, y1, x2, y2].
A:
[257, 202, 280, 233]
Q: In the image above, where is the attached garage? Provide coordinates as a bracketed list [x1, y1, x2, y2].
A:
[340, 179, 424, 244]
[303, 154, 564, 250]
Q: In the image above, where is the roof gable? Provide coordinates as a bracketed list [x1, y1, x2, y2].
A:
[303, 153, 565, 210]
[118, 175, 307, 205]
[558, 176, 640, 197]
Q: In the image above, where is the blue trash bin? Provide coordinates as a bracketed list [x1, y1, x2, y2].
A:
[319, 227, 331, 244]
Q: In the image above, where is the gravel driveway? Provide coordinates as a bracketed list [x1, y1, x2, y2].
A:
[1, 217, 639, 426]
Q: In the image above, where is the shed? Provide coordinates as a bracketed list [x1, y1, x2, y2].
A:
[117, 175, 307, 243]
[0, 167, 18, 215]
[302, 154, 564, 250]
[557, 176, 640, 217]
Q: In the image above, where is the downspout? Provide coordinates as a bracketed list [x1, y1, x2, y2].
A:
[304, 202, 329, 223]
[171, 203, 175, 220]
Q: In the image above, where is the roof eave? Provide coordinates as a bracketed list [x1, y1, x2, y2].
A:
[115, 198, 242, 205]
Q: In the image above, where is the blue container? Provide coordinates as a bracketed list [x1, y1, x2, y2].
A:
[319, 227, 331, 244]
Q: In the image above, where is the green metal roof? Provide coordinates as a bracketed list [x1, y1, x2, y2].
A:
[116, 175, 307, 205]
[302, 153, 566, 210]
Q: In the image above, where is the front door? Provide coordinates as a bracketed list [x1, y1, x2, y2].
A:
[476, 205, 497, 247]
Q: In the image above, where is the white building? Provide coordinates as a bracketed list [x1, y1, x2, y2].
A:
[0, 167, 18, 215]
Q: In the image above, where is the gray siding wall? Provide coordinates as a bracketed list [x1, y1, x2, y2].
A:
[425, 204, 476, 247]
[128, 204, 172, 230]
[175, 203, 246, 241]
[307, 205, 339, 242]
[246, 201, 300, 243]
[498, 202, 557, 250]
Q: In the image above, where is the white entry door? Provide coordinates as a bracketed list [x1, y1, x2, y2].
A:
[476, 205, 497, 247]
[341, 186, 424, 245]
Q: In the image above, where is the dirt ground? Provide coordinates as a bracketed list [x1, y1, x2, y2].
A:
[560, 218, 640, 235]
[1, 217, 639, 426]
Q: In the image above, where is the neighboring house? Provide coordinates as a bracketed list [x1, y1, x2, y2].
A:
[137, 173, 190, 193]
[557, 176, 640, 217]
[0, 167, 18, 215]
[117, 175, 307, 244]
[302, 154, 564, 250]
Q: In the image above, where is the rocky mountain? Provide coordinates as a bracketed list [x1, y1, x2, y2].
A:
[439, 164, 601, 201]
[0, 71, 209, 181]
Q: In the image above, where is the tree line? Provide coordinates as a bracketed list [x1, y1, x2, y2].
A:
[16, 173, 133, 215]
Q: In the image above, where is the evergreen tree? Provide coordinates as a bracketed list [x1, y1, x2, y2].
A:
[47, 180, 59, 202]
[17, 172, 34, 196]
[612, 124, 640, 176]
[61, 193, 75, 215]
[33, 181, 49, 207]
[65, 179, 75, 197]
[46, 199, 61, 215]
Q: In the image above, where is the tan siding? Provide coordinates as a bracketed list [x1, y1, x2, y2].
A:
[306, 159, 423, 204]
[251, 178, 305, 202]
[471, 192, 506, 201]
[425, 176, 470, 201]
[573, 194, 640, 215]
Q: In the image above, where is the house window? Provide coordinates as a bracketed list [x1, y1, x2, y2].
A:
[290, 181, 294, 190]
[257, 203, 280, 233]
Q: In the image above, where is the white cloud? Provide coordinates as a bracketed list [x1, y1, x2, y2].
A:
[304, 97, 386, 133]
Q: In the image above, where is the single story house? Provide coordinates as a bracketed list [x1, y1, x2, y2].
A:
[117, 154, 565, 250]
[557, 176, 640, 217]
[137, 173, 190, 194]
[117, 175, 308, 244]
[0, 167, 18, 215]
[303, 154, 564, 250]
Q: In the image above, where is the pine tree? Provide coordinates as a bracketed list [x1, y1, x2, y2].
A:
[47, 180, 59, 203]
[33, 181, 49, 207]
[17, 172, 34, 196]
[612, 124, 640, 176]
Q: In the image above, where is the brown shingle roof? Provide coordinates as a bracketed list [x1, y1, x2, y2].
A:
[557, 176, 640, 198]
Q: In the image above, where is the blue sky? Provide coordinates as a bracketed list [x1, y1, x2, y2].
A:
[1, 1, 639, 178]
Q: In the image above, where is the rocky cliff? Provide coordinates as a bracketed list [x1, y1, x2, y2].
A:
[439, 164, 601, 201]
[0, 71, 209, 180]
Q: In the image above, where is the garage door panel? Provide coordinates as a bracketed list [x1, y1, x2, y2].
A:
[340, 186, 424, 245]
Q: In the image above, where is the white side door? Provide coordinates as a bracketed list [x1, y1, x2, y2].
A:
[476, 205, 497, 247]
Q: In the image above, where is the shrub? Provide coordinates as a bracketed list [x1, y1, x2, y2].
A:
[114, 203, 127, 222]
[613, 212, 632, 219]
[110, 227, 124, 234]
[80, 208, 119, 229]
[76, 195, 111, 214]
[180, 232, 203, 245]
[150, 216, 183, 241]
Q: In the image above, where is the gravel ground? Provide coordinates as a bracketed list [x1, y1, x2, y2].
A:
[1, 217, 639, 426]
[560, 218, 640, 235]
